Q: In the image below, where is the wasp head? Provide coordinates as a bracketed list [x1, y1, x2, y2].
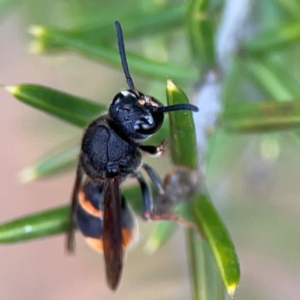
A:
[109, 90, 164, 142]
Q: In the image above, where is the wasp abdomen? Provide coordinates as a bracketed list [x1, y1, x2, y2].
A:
[76, 181, 137, 252]
[76, 204, 103, 238]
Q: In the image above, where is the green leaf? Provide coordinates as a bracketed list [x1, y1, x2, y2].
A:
[144, 221, 177, 254]
[29, 4, 185, 52]
[275, 0, 300, 19]
[165, 80, 230, 298]
[245, 22, 300, 55]
[0, 205, 69, 243]
[19, 145, 79, 183]
[186, 229, 201, 300]
[72, 5, 185, 45]
[3, 84, 105, 127]
[0, 185, 142, 243]
[29, 26, 197, 83]
[222, 100, 300, 133]
[166, 80, 198, 168]
[245, 57, 300, 101]
[222, 57, 250, 105]
[187, 0, 216, 69]
[190, 193, 240, 297]
[185, 229, 223, 300]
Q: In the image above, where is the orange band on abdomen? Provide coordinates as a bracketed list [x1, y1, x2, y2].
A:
[78, 190, 103, 218]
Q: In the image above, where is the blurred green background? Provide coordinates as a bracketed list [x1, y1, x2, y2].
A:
[1, 0, 300, 299]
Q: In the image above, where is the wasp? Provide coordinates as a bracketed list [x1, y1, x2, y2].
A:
[66, 21, 199, 290]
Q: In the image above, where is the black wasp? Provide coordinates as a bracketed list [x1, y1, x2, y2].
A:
[66, 21, 199, 290]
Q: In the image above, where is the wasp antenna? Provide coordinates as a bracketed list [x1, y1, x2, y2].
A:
[153, 104, 199, 113]
[114, 21, 139, 96]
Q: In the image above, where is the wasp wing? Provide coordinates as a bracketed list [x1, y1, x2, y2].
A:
[103, 177, 123, 290]
[66, 164, 83, 253]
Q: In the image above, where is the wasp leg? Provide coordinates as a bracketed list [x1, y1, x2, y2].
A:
[135, 169, 174, 221]
[66, 164, 83, 253]
[138, 139, 168, 156]
[135, 171, 200, 232]
[142, 163, 164, 194]
[135, 171, 153, 219]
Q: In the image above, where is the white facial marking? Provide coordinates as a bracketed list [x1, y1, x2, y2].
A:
[121, 90, 135, 97]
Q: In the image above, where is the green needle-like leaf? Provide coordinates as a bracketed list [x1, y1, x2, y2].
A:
[166, 80, 231, 298]
[3, 84, 105, 127]
[72, 5, 185, 45]
[164, 79, 239, 296]
[0, 205, 69, 243]
[19, 145, 79, 183]
[187, 0, 216, 69]
[29, 26, 197, 83]
[186, 229, 201, 300]
[186, 229, 224, 300]
[190, 193, 240, 297]
[30, 5, 185, 52]
[166, 80, 198, 168]
[0, 185, 142, 243]
[222, 100, 300, 133]
[245, 57, 300, 101]
[144, 221, 177, 254]
[245, 22, 300, 55]
[275, 0, 300, 19]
